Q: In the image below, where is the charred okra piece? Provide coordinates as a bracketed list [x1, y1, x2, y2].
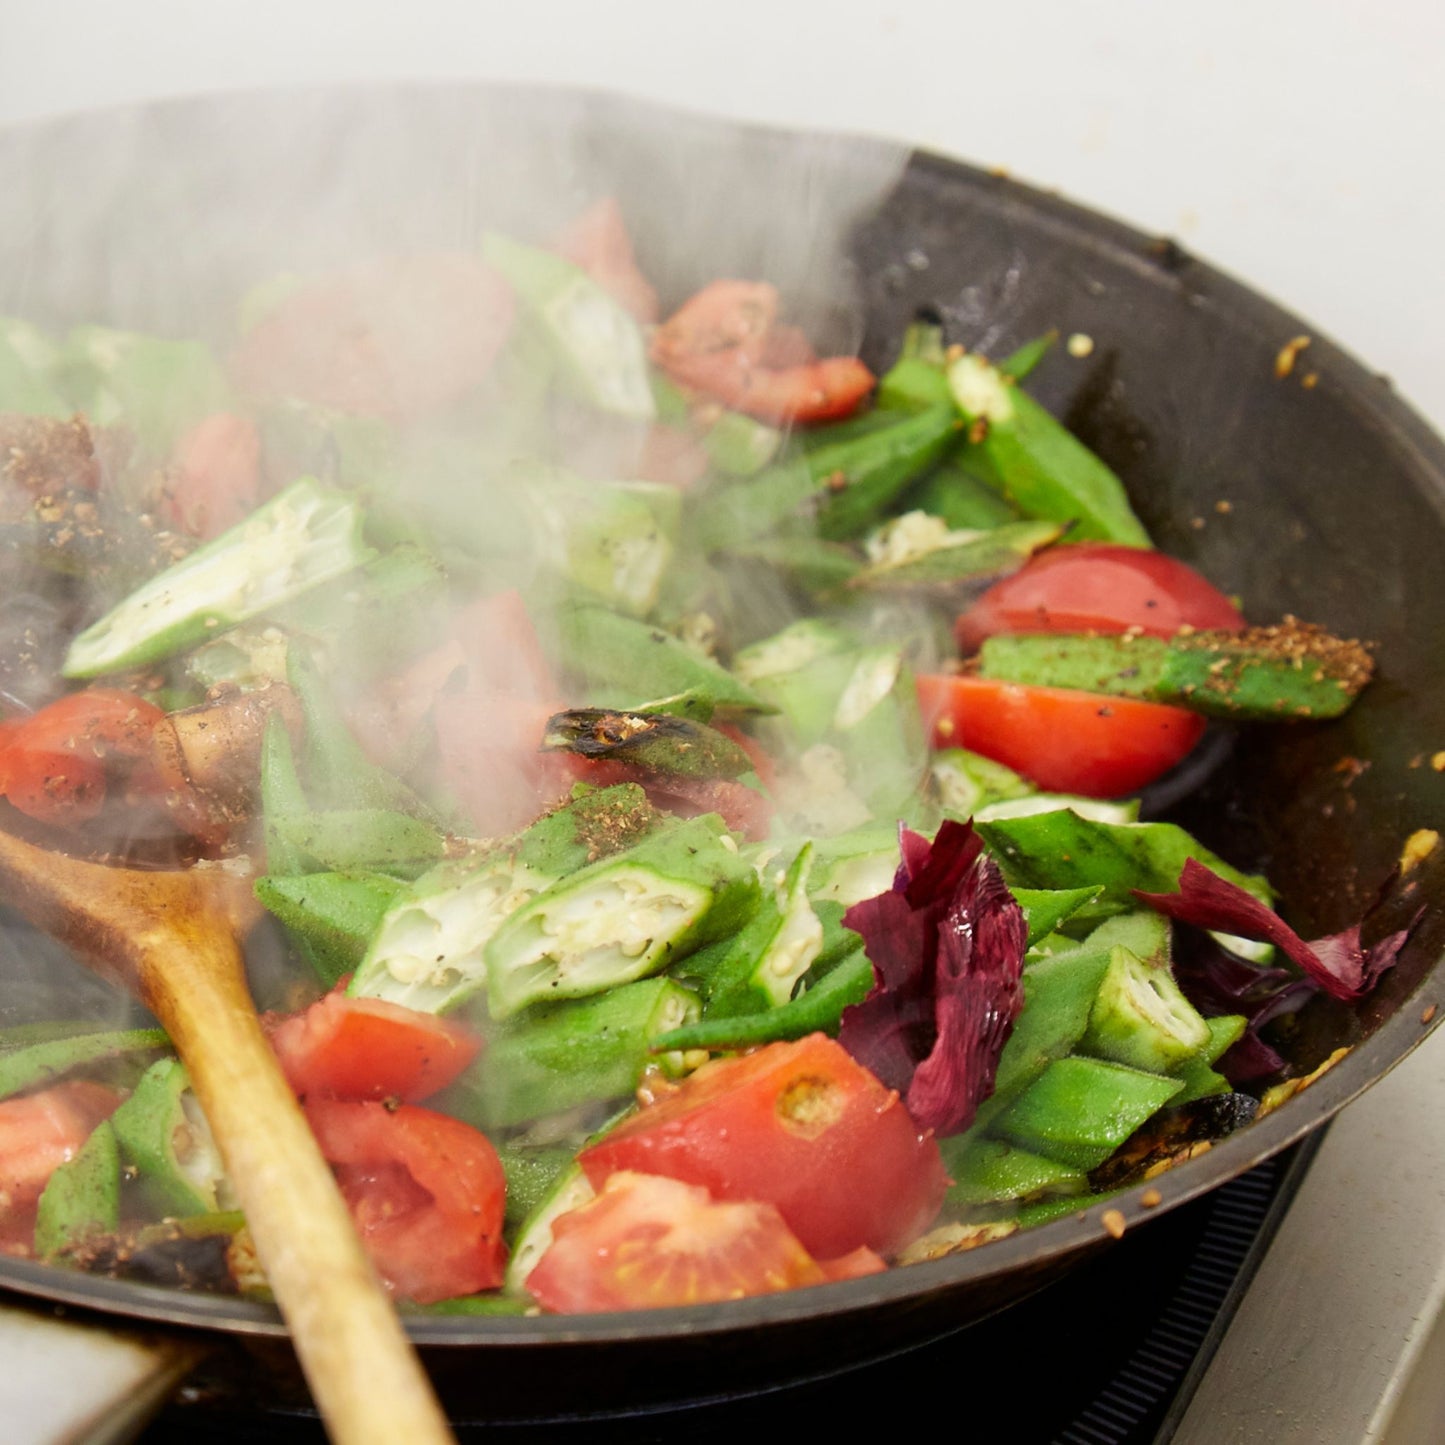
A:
[947, 351, 1151, 546]
[484, 813, 760, 1018]
[64, 477, 376, 678]
[977, 623, 1374, 720]
[443, 977, 702, 1129]
[542, 709, 756, 780]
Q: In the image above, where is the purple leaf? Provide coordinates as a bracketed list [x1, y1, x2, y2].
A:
[839, 820, 1027, 1136]
[1135, 858, 1409, 1001]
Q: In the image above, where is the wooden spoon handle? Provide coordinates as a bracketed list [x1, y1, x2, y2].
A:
[139, 926, 455, 1445]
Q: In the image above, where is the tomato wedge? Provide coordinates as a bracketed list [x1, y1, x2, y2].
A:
[579, 1034, 946, 1259]
[305, 1098, 507, 1303]
[955, 542, 1246, 652]
[268, 992, 482, 1103]
[550, 196, 659, 324]
[0, 689, 165, 827]
[651, 279, 873, 424]
[527, 1170, 883, 1314]
[164, 411, 262, 541]
[917, 672, 1207, 797]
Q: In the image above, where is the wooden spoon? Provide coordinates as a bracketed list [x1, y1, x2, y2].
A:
[0, 828, 454, 1445]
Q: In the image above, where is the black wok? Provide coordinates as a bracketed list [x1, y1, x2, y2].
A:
[0, 84, 1441, 1423]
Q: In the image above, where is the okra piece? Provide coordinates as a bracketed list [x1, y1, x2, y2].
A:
[849, 514, 1063, 594]
[35, 1121, 120, 1261]
[900, 459, 1022, 531]
[1011, 887, 1110, 950]
[552, 602, 770, 715]
[110, 1059, 229, 1217]
[930, 747, 1034, 816]
[805, 820, 903, 906]
[57, 325, 231, 457]
[350, 783, 666, 1013]
[0, 1028, 170, 1100]
[977, 809, 1272, 912]
[480, 232, 655, 421]
[830, 645, 931, 820]
[521, 468, 681, 616]
[652, 946, 874, 1053]
[493, 1139, 580, 1234]
[254, 870, 406, 987]
[692, 403, 959, 549]
[286, 645, 434, 817]
[992, 944, 1115, 1098]
[484, 813, 760, 1018]
[0, 317, 68, 415]
[1171, 1014, 1249, 1104]
[703, 409, 784, 476]
[697, 844, 823, 1016]
[260, 710, 312, 876]
[542, 709, 756, 780]
[940, 1134, 1088, 1208]
[63, 477, 376, 678]
[977, 623, 1374, 721]
[989, 1055, 1184, 1170]
[1080, 944, 1210, 1074]
[444, 977, 702, 1129]
[718, 532, 864, 598]
[264, 809, 447, 877]
[948, 351, 1151, 546]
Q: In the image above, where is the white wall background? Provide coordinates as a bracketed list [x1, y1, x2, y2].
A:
[2, 0, 1442, 429]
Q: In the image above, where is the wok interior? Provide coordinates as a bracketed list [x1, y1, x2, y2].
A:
[0, 85, 1442, 1357]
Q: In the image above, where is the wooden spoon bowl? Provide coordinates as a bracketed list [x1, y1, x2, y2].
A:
[0, 828, 454, 1445]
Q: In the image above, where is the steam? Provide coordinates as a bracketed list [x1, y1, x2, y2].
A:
[0, 85, 911, 1034]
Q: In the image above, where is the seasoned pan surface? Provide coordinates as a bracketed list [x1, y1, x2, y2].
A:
[0, 85, 1440, 1405]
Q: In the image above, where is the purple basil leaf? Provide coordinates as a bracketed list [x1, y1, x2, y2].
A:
[839, 820, 1026, 1135]
[1135, 858, 1408, 1001]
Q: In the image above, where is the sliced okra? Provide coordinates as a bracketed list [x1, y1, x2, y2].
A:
[64, 477, 375, 678]
[484, 813, 760, 1018]
[0, 1028, 170, 1101]
[254, 870, 406, 988]
[110, 1059, 230, 1218]
[35, 1121, 121, 1262]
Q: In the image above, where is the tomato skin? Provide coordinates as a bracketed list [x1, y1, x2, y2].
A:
[0, 690, 165, 827]
[652, 280, 873, 424]
[305, 1099, 507, 1303]
[0, 1080, 123, 1254]
[526, 1170, 836, 1313]
[579, 1035, 947, 1260]
[268, 992, 482, 1104]
[955, 543, 1246, 653]
[164, 412, 262, 540]
[917, 672, 1207, 797]
[550, 196, 660, 324]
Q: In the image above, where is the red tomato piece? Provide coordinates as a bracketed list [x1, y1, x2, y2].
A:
[268, 992, 482, 1103]
[305, 1098, 507, 1303]
[526, 1170, 834, 1314]
[228, 253, 516, 422]
[550, 196, 660, 324]
[0, 689, 165, 827]
[579, 1034, 947, 1260]
[955, 542, 1246, 652]
[0, 1080, 123, 1254]
[164, 412, 262, 540]
[916, 672, 1207, 797]
[659, 349, 875, 426]
[652, 280, 779, 367]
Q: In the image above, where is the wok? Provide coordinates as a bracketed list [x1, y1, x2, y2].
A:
[0, 84, 1442, 1423]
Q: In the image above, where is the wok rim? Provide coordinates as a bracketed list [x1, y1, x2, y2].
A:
[0, 80, 1441, 1349]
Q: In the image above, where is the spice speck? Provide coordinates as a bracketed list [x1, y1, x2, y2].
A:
[1101, 1209, 1127, 1239]
[1067, 332, 1095, 358]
